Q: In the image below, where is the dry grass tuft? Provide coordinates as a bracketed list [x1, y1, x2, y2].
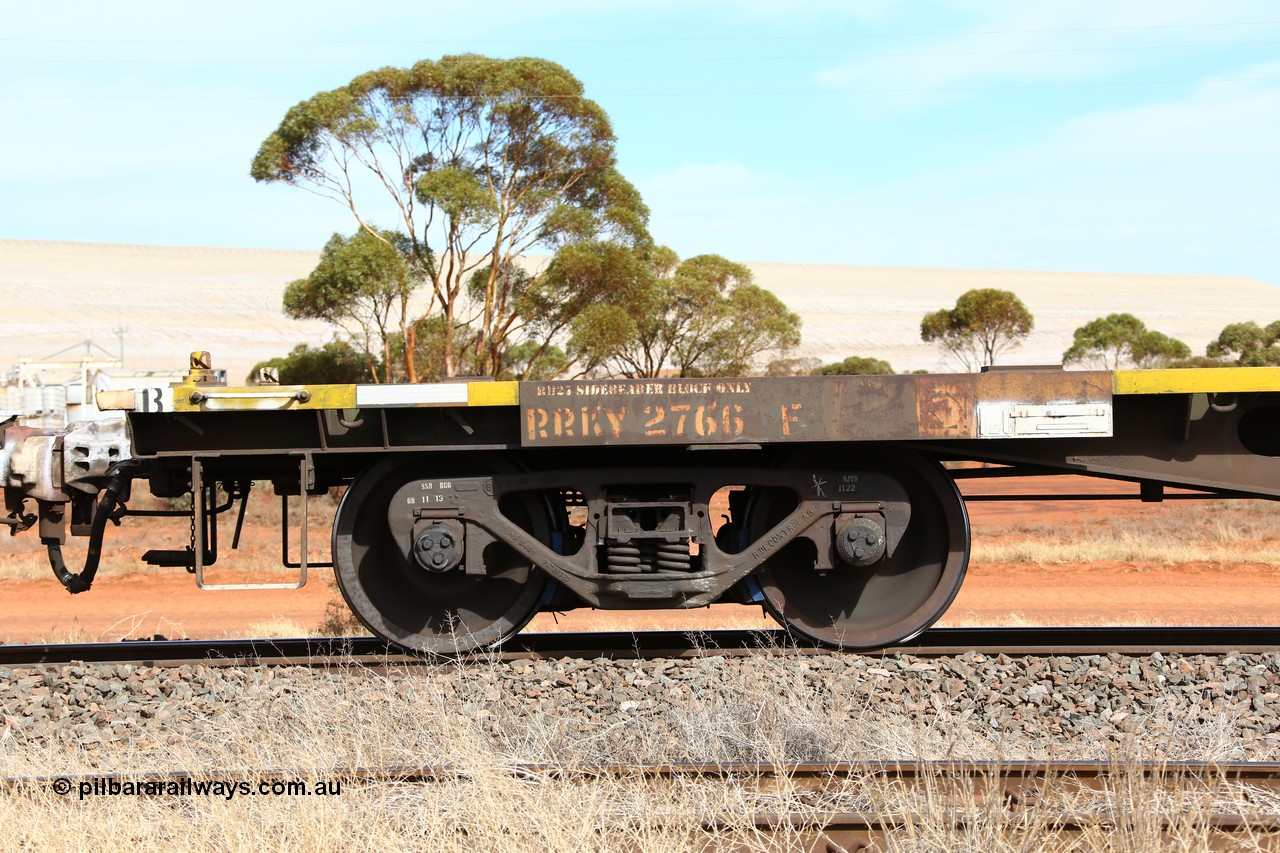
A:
[0, 653, 1275, 851]
[969, 496, 1280, 566]
[313, 599, 365, 637]
[973, 535, 1280, 566]
[241, 617, 311, 640]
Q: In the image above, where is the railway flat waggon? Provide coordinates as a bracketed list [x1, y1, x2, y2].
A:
[3, 353, 1278, 653]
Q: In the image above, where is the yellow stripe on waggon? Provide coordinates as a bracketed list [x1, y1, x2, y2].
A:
[468, 381, 519, 406]
[168, 384, 358, 412]
[129, 381, 521, 413]
[1114, 367, 1280, 395]
[297, 384, 358, 409]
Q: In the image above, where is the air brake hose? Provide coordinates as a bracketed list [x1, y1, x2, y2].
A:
[46, 460, 146, 594]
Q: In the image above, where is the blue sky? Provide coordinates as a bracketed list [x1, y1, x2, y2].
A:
[3, 1, 1279, 283]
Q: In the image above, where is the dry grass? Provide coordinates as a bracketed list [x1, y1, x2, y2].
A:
[241, 617, 312, 640]
[5, 768, 1270, 851]
[973, 536, 1280, 566]
[0, 652, 1275, 851]
[314, 597, 365, 637]
[525, 607, 776, 635]
[972, 494, 1280, 540]
[929, 608, 1273, 629]
[19, 614, 193, 645]
[967, 495, 1280, 565]
[17, 623, 101, 645]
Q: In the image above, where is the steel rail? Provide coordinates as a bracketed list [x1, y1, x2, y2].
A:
[742, 811, 1280, 851]
[15, 759, 1280, 795]
[13, 761, 1280, 848]
[0, 626, 1276, 668]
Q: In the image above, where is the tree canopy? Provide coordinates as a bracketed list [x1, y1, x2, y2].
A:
[1062, 313, 1190, 370]
[281, 229, 415, 382]
[1206, 320, 1280, 366]
[248, 341, 370, 385]
[252, 54, 650, 379]
[513, 240, 647, 378]
[920, 288, 1033, 370]
[816, 355, 895, 376]
[556, 248, 801, 378]
[763, 356, 822, 376]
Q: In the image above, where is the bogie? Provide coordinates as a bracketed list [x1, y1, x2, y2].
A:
[329, 448, 969, 653]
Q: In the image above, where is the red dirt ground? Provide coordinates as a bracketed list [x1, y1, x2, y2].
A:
[1, 476, 1275, 643]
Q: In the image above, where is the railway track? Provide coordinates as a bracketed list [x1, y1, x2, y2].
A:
[1, 625, 1276, 668]
[15, 760, 1280, 849]
[6, 626, 1277, 848]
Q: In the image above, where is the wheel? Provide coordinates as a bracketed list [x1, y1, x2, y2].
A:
[747, 450, 969, 649]
[332, 455, 555, 654]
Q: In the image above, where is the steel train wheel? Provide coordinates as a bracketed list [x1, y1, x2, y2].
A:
[748, 450, 969, 650]
[332, 456, 553, 655]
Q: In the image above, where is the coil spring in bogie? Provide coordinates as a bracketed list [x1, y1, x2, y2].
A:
[605, 540, 693, 573]
[606, 543, 646, 573]
[655, 541, 692, 571]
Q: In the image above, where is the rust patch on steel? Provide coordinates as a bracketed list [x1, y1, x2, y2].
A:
[975, 370, 1111, 405]
[916, 379, 975, 438]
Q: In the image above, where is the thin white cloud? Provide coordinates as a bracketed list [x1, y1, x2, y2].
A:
[1049, 65, 1280, 159]
[815, 0, 1280, 93]
[641, 66, 1280, 281]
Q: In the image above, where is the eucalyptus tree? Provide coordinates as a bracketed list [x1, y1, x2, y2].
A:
[920, 288, 1033, 370]
[281, 229, 414, 382]
[513, 240, 647, 379]
[817, 356, 895, 375]
[248, 341, 371, 385]
[1207, 320, 1280, 366]
[1063, 313, 1190, 370]
[567, 249, 801, 378]
[252, 54, 649, 378]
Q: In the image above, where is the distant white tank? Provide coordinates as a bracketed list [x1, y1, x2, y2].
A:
[1, 356, 189, 427]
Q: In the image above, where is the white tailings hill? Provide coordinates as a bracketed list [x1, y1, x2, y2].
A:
[756, 262, 1280, 373]
[2, 240, 1277, 382]
[2, 241, 329, 384]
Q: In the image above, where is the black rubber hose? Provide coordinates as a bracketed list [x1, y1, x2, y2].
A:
[46, 461, 145, 595]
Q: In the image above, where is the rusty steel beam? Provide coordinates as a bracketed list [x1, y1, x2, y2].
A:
[520, 371, 1113, 447]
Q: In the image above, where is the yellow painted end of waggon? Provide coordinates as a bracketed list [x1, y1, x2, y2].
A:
[163, 380, 518, 412]
[301, 384, 359, 409]
[167, 384, 358, 412]
[1114, 367, 1280, 395]
[468, 381, 519, 407]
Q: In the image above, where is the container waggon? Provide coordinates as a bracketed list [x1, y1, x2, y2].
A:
[3, 352, 1278, 653]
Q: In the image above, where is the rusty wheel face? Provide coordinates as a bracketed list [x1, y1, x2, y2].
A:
[748, 451, 969, 650]
[332, 456, 551, 655]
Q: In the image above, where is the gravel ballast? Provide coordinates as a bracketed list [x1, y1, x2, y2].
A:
[1, 650, 1277, 771]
